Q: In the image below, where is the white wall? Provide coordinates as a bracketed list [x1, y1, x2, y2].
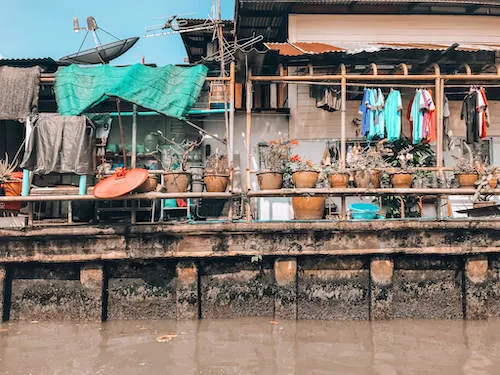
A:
[289, 14, 500, 46]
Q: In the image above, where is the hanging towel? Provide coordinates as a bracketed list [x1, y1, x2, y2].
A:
[359, 89, 372, 137]
[0, 66, 40, 121]
[20, 114, 95, 175]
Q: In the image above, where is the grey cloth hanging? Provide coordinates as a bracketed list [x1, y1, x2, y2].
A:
[20, 114, 95, 175]
[0, 66, 40, 120]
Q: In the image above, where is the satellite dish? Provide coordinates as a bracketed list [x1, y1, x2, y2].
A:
[60, 16, 139, 64]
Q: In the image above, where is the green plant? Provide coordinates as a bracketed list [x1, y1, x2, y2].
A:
[453, 143, 480, 174]
[0, 153, 17, 184]
[160, 138, 203, 172]
[205, 152, 229, 175]
[259, 138, 297, 173]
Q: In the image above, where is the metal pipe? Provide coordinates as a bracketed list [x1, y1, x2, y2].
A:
[0, 192, 233, 202]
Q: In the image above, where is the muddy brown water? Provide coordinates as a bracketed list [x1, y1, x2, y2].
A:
[1, 319, 500, 374]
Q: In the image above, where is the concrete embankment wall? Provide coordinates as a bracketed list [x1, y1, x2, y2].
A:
[1, 221, 499, 321]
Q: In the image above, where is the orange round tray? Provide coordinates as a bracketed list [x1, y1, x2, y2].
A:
[93, 168, 149, 198]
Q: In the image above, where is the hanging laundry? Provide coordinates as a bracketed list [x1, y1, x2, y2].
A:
[359, 88, 373, 137]
[384, 89, 402, 142]
[310, 85, 341, 112]
[410, 90, 424, 144]
[477, 88, 489, 139]
[443, 95, 452, 150]
[461, 89, 479, 144]
[421, 89, 436, 143]
[369, 88, 385, 140]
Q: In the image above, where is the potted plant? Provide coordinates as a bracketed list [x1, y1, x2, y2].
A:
[204, 152, 229, 192]
[347, 141, 389, 188]
[324, 163, 350, 188]
[161, 138, 202, 193]
[0, 154, 23, 211]
[288, 154, 320, 188]
[472, 173, 497, 208]
[390, 146, 414, 188]
[257, 139, 296, 190]
[291, 193, 325, 220]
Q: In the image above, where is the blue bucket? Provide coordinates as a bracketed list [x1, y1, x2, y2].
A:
[350, 203, 379, 220]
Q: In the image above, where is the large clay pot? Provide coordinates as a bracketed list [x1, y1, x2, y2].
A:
[204, 174, 229, 192]
[391, 173, 413, 188]
[328, 173, 349, 188]
[135, 176, 158, 193]
[163, 172, 191, 193]
[292, 171, 319, 188]
[370, 170, 381, 188]
[257, 172, 283, 190]
[292, 196, 325, 220]
[456, 173, 478, 188]
[353, 170, 370, 188]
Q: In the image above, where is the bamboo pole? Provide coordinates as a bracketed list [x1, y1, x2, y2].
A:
[39, 74, 231, 82]
[228, 62, 236, 222]
[247, 188, 496, 197]
[245, 71, 253, 221]
[340, 65, 347, 220]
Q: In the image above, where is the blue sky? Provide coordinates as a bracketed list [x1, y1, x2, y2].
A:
[0, 0, 234, 65]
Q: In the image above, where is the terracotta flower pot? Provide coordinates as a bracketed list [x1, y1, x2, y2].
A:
[353, 170, 370, 188]
[257, 172, 283, 190]
[292, 196, 325, 220]
[292, 170, 319, 188]
[391, 173, 413, 188]
[163, 172, 191, 193]
[328, 173, 349, 188]
[204, 174, 229, 192]
[135, 176, 158, 193]
[1, 177, 23, 211]
[489, 176, 498, 189]
[456, 173, 478, 188]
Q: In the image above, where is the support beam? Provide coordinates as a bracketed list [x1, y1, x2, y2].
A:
[80, 264, 104, 321]
[465, 256, 489, 320]
[274, 257, 297, 319]
[370, 257, 394, 320]
[0, 265, 6, 321]
[176, 261, 199, 319]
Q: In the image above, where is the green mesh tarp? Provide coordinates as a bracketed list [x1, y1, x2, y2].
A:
[55, 63, 208, 120]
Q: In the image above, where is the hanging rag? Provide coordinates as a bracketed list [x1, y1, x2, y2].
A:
[477, 88, 489, 139]
[443, 95, 452, 150]
[310, 85, 341, 111]
[421, 89, 436, 143]
[0, 66, 41, 121]
[20, 114, 95, 175]
[410, 90, 424, 144]
[55, 63, 208, 120]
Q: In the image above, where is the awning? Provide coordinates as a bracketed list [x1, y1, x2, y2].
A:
[265, 42, 500, 56]
[55, 63, 208, 120]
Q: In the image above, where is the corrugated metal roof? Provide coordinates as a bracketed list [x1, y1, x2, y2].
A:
[241, 0, 500, 5]
[264, 42, 500, 55]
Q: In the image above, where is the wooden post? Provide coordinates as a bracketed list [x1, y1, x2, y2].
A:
[131, 104, 137, 224]
[245, 71, 253, 221]
[434, 65, 443, 221]
[227, 62, 236, 222]
[340, 65, 347, 220]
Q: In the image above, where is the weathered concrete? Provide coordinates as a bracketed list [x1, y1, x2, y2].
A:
[370, 257, 394, 320]
[274, 257, 297, 319]
[200, 259, 274, 319]
[107, 261, 177, 320]
[0, 265, 5, 321]
[465, 256, 489, 320]
[297, 257, 370, 320]
[487, 255, 500, 319]
[176, 261, 199, 319]
[9, 264, 102, 320]
[0, 221, 499, 263]
[393, 257, 463, 319]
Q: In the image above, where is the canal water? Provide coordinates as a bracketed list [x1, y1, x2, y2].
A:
[1, 319, 499, 374]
